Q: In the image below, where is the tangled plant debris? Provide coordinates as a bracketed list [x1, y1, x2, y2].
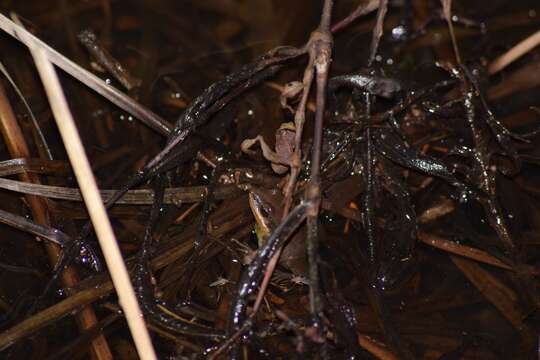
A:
[0, 0, 538, 359]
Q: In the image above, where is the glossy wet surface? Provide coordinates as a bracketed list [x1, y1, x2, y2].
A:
[0, 0, 538, 358]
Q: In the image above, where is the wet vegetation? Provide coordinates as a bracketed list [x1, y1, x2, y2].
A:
[0, 0, 538, 359]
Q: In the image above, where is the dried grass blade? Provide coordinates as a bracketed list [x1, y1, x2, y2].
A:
[0, 158, 70, 177]
[0, 223, 198, 351]
[358, 335, 399, 360]
[368, 0, 388, 65]
[17, 16, 157, 359]
[0, 208, 70, 246]
[0, 61, 52, 159]
[0, 177, 240, 204]
[451, 256, 525, 330]
[0, 282, 114, 351]
[488, 29, 540, 75]
[0, 13, 172, 136]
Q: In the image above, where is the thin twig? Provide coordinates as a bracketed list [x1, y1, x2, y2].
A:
[46, 313, 120, 360]
[488, 29, 540, 75]
[19, 15, 157, 359]
[0, 215, 202, 351]
[368, 0, 389, 65]
[207, 320, 252, 360]
[251, 48, 313, 315]
[0, 281, 114, 351]
[0, 13, 172, 136]
[358, 335, 399, 360]
[0, 61, 53, 159]
[282, 54, 314, 211]
[331, 0, 379, 33]
[78, 29, 141, 91]
[0, 208, 71, 246]
[252, 0, 335, 320]
[304, 0, 334, 324]
[440, 0, 462, 64]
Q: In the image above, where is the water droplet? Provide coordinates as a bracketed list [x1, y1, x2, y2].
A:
[391, 25, 406, 40]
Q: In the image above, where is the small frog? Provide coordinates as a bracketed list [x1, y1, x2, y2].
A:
[247, 187, 307, 276]
[241, 122, 296, 174]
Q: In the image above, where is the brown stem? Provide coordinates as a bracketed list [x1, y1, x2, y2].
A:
[283, 55, 315, 213]
[78, 29, 141, 91]
[331, 0, 380, 33]
[252, 1, 335, 319]
[368, 0, 389, 66]
[441, 0, 462, 65]
[305, 19, 333, 320]
[319, 0, 334, 30]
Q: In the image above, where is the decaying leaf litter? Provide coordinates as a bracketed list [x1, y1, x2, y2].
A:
[0, 0, 538, 358]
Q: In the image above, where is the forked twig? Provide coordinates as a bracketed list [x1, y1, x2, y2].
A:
[252, 0, 335, 326]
